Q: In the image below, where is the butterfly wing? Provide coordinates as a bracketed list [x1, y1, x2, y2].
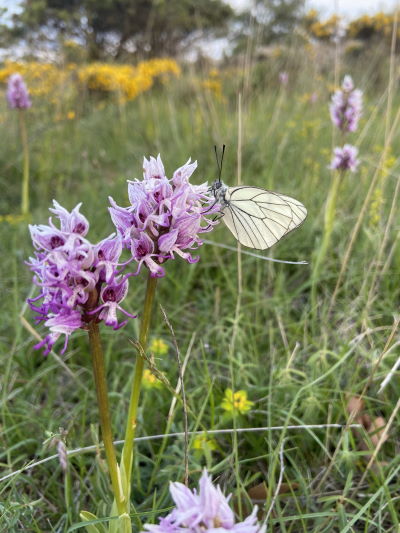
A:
[221, 186, 307, 250]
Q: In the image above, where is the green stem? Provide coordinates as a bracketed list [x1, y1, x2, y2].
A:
[18, 110, 30, 215]
[311, 171, 342, 311]
[323, 172, 341, 240]
[120, 273, 158, 501]
[88, 321, 126, 517]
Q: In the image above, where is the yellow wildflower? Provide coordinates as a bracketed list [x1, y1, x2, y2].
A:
[369, 187, 383, 226]
[142, 369, 162, 389]
[66, 110, 76, 120]
[0, 214, 27, 225]
[381, 155, 396, 179]
[192, 433, 218, 452]
[149, 338, 168, 356]
[221, 388, 254, 415]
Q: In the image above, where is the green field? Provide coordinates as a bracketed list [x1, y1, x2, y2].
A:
[0, 51, 399, 532]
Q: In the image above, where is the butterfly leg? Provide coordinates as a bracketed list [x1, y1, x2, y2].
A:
[203, 211, 224, 231]
[212, 212, 225, 222]
[201, 198, 220, 215]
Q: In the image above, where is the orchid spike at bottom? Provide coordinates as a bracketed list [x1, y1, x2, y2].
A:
[142, 470, 266, 532]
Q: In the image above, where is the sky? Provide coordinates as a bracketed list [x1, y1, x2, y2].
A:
[307, 0, 399, 18]
[229, 0, 399, 18]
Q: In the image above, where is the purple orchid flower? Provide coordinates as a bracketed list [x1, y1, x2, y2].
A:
[330, 75, 362, 133]
[94, 235, 123, 282]
[109, 155, 218, 278]
[142, 470, 266, 532]
[27, 201, 135, 355]
[34, 311, 83, 356]
[7, 73, 32, 109]
[91, 277, 136, 330]
[329, 144, 360, 172]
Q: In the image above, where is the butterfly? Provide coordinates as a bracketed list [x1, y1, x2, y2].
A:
[210, 146, 307, 250]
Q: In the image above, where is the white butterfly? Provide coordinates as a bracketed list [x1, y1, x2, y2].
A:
[210, 180, 307, 250]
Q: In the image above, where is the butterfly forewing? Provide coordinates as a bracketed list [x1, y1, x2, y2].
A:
[221, 186, 307, 250]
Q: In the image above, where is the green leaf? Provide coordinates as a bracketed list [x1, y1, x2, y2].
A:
[107, 502, 119, 533]
[66, 511, 108, 533]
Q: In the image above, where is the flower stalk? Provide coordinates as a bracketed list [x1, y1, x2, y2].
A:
[120, 273, 158, 500]
[311, 170, 342, 313]
[311, 75, 362, 312]
[7, 73, 32, 215]
[87, 318, 126, 518]
[18, 110, 30, 215]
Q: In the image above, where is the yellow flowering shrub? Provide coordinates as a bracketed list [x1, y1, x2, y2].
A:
[0, 58, 181, 102]
[304, 10, 399, 42]
[78, 59, 181, 100]
[305, 13, 341, 40]
[348, 12, 396, 40]
[0, 61, 72, 97]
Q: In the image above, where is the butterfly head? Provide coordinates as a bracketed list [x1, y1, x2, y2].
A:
[210, 179, 228, 204]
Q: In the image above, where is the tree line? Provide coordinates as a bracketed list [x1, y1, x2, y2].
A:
[0, 1, 396, 61]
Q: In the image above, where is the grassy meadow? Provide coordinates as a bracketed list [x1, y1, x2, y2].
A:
[0, 44, 399, 532]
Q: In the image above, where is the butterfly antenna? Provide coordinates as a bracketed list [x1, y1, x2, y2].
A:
[214, 145, 220, 174]
[214, 144, 226, 184]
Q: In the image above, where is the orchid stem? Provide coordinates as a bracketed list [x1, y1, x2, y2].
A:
[121, 272, 158, 501]
[311, 170, 342, 315]
[87, 321, 126, 518]
[18, 109, 30, 215]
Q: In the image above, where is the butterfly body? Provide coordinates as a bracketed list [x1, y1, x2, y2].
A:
[210, 179, 307, 250]
[210, 179, 229, 205]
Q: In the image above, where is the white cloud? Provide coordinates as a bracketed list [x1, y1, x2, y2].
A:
[227, 0, 400, 18]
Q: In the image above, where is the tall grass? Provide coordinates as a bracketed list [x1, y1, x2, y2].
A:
[0, 40, 399, 532]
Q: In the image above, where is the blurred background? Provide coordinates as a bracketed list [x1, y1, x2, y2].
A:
[1, 1, 400, 531]
[1, 0, 400, 63]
